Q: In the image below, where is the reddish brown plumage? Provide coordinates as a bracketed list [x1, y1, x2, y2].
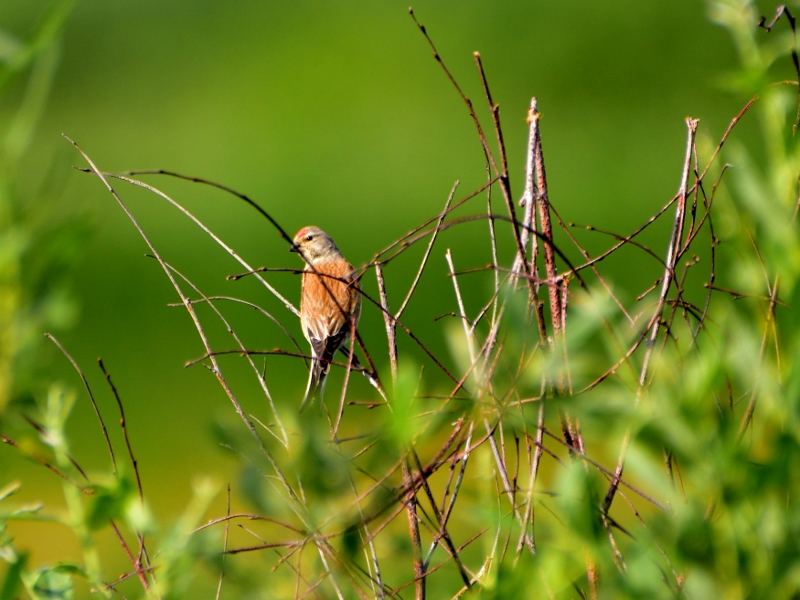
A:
[292, 226, 361, 408]
[300, 258, 361, 360]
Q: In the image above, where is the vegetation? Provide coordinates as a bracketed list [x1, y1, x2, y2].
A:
[2, 0, 800, 598]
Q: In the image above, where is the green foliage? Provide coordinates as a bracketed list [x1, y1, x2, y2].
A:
[0, 380, 222, 597]
[385, 359, 423, 450]
[0, 0, 85, 412]
[85, 476, 134, 532]
[21, 565, 78, 600]
[150, 477, 220, 600]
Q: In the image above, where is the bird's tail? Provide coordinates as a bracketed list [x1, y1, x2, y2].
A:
[299, 357, 328, 412]
[300, 349, 387, 412]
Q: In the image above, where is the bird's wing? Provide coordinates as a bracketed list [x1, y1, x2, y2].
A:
[300, 261, 360, 371]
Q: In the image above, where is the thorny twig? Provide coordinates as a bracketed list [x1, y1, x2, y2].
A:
[52, 12, 778, 595]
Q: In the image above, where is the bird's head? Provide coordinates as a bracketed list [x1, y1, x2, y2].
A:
[290, 226, 341, 263]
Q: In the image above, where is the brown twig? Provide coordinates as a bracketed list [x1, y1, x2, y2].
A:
[484, 419, 534, 553]
[0, 432, 93, 495]
[154, 257, 289, 446]
[409, 9, 532, 296]
[376, 264, 398, 385]
[97, 359, 143, 499]
[97, 358, 151, 590]
[332, 321, 358, 440]
[395, 182, 458, 321]
[215, 484, 231, 600]
[602, 118, 698, 514]
[45, 333, 116, 472]
[66, 136, 318, 544]
[402, 459, 425, 600]
[80, 170, 300, 318]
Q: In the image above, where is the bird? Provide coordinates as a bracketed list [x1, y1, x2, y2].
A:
[290, 226, 362, 410]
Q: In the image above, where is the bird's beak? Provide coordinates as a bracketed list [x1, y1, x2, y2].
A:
[289, 243, 300, 253]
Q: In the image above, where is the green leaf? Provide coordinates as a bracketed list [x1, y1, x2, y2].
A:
[0, 550, 26, 600]
[125, 496, 157, 536]
[386, 360, 420, 449]
[20, 565, 79, 600]
[86, 477, 134, 531]
[2, 503, 44, 520]
[0, 482, 20, 503]
[41, 383, 75, 450]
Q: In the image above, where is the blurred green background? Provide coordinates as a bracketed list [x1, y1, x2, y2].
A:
[0, 0, 783, 583]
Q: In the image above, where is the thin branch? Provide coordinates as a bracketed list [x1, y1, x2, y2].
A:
[154, 257, 289, 446]
[402, 460, 425, 600]
[215, 484, 231, 600]
[78, 169, 300, 317]
[602, 118, 698, 514]
[395, 182, 458, 320]
[66, 136, 315, 536]
[376, 264, 398, 384]
[0, 432, 93, 495]
[45, 333, 116, 473]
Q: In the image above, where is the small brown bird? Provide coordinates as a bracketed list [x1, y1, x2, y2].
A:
[290, 226, 361, 409]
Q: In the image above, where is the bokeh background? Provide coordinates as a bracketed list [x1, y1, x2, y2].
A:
[0, 0, 781, 590]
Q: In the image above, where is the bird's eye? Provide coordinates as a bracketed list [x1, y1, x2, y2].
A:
[306, 235, 313, 241]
